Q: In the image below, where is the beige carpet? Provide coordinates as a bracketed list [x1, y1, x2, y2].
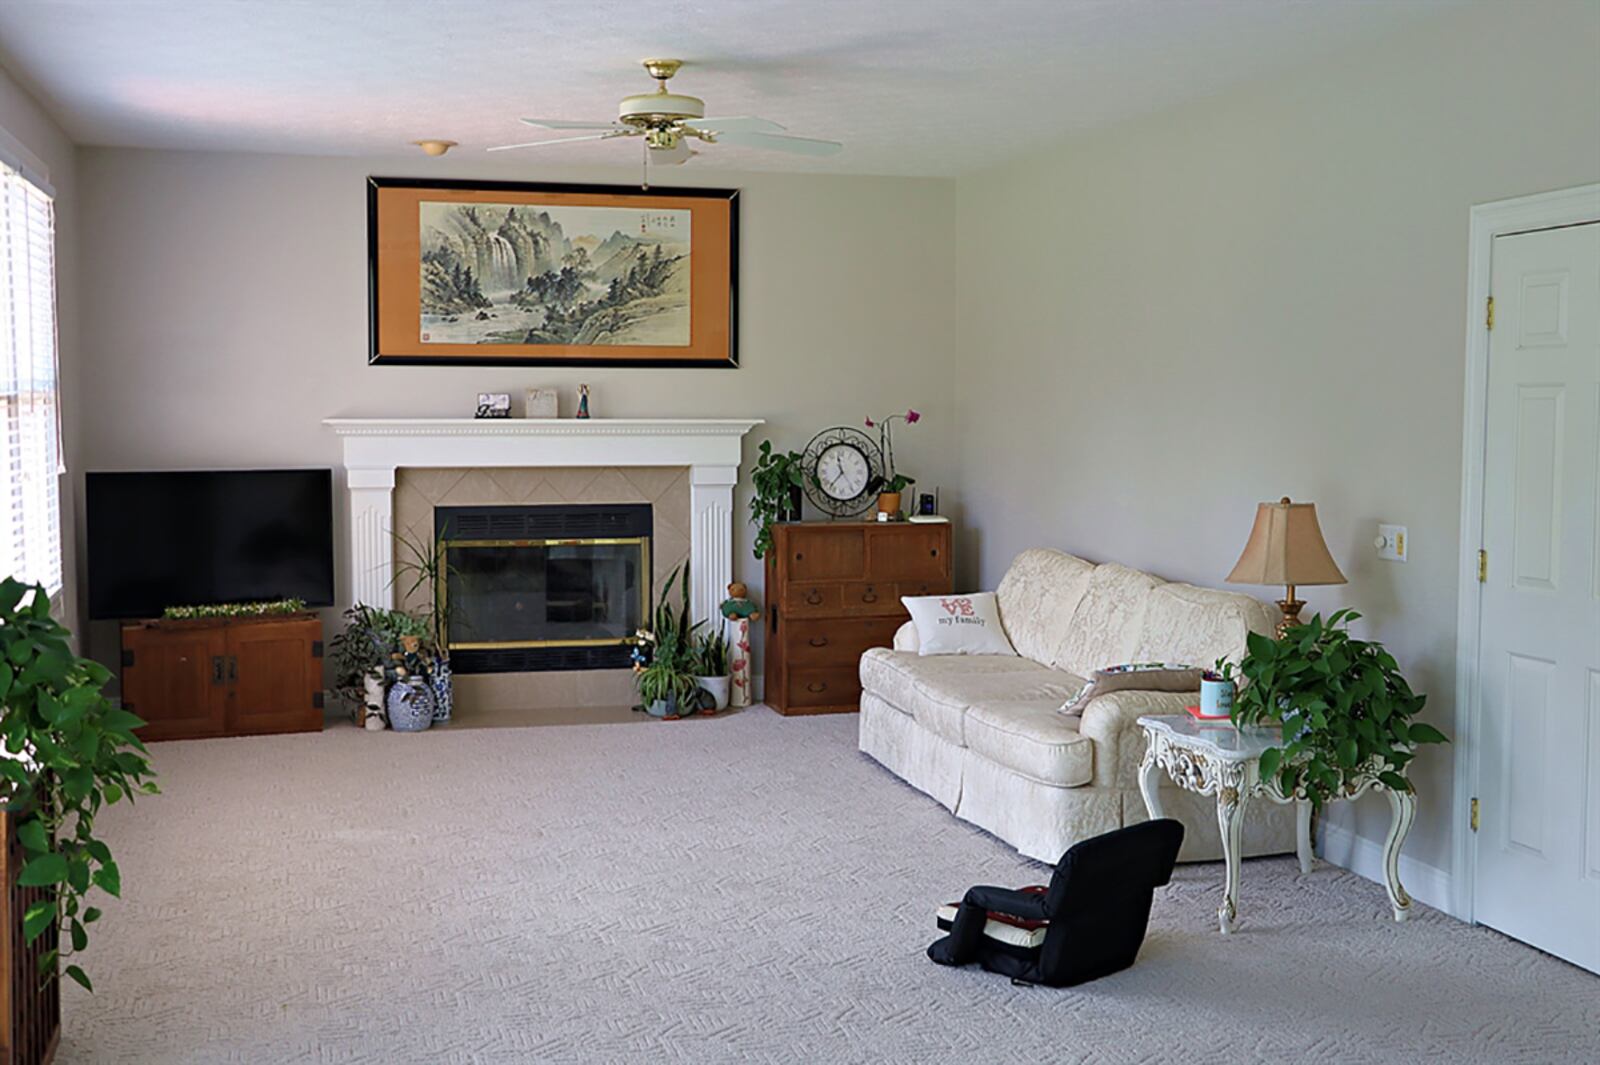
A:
[60, 708, 1598, 1064]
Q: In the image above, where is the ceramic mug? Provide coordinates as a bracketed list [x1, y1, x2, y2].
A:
[1200, 675, 1236, 718]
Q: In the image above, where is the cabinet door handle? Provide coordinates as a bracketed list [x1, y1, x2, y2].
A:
[227, 656, 238, 683]
[805, 589, 824, 605]
[806, 681, 828, 693]
[808, 636, 829, 648]
[211, 656, 225, 684]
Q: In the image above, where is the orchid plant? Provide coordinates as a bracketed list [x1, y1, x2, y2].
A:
[864, 409, 921, 495]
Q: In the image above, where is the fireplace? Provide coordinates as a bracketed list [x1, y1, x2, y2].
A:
[436, 504, 652, 674]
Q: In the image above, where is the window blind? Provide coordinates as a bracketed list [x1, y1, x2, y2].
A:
[0, 161, 62, 595]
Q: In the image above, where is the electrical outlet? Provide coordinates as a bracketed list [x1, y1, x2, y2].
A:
[1374, 524, 1407, 562]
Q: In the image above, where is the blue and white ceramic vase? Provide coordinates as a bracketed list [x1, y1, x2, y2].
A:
[386, 676, 435, 732]
[429, 658, 453, 723]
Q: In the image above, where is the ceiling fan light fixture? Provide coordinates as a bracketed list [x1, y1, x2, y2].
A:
[411, 139, 457, 157]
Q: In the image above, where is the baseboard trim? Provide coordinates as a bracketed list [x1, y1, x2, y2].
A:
[1315, 819, 1456, 917]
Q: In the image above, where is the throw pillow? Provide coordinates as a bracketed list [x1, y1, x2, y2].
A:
[1058, 662, 1203, 717]
[901, 593, 1018, 657]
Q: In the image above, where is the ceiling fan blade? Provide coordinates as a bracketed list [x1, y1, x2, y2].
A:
[682, 115, 786, 134]
[487, 131, 635, 152]
[711, 130, 843, 156]
[519, 118, 625, 130]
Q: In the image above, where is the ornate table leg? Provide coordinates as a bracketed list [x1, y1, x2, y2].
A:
[1295, 799, 1314, 875]
[1216, 784, 1248, 934]
[1382, 787, 1416, 921]
[1138, 733, 1165, 819]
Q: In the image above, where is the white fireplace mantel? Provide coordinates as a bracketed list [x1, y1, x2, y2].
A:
[323, 417, 763, 624]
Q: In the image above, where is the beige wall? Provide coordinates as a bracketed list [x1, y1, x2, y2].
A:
[0, 64, 82, 636]
[952, 0, 1600, 876]
[72, 149, 958, 664]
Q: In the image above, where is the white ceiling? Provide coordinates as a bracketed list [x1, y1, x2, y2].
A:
[0, 0, 1466, 177]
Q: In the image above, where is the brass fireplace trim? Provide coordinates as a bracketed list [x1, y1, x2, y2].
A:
[438, 535, 652, 652]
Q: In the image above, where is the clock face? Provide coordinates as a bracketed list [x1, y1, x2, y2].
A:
[816, 443, 870, 501]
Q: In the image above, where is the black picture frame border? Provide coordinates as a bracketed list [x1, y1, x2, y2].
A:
[367, 176, 739, 368]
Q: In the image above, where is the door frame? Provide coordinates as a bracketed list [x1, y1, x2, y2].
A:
[1453, 183, 1600, 922]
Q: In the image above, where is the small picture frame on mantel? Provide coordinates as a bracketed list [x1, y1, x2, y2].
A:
[475, 392, 511, 419]
[524, 388, 559, 419]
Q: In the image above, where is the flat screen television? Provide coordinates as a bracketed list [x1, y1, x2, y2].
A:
[87, 469, 335, 620]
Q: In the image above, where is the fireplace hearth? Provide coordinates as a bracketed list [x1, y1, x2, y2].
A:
[436, 504, 652, 674]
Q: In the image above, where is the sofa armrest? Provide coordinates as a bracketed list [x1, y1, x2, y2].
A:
[1077, 689, 1196, 788]
[893, 621, 920, 653]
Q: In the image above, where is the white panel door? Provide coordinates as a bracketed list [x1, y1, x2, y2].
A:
[1477, 221, 1600, 973]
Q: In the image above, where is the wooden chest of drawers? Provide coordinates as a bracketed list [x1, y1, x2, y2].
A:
[764, 521, 953, 715]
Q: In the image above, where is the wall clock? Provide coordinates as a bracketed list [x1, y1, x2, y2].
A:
[802, 427, 884, 518]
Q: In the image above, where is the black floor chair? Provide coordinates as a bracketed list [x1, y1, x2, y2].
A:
[928, 819, 1185, 987]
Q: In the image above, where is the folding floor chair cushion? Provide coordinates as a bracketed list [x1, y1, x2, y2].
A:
[928, 818, 1185, 987]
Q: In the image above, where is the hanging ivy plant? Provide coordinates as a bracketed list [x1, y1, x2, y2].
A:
[0, 578, 159, 991]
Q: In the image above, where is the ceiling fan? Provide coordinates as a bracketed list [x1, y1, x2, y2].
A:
[488, 59, 843, 167]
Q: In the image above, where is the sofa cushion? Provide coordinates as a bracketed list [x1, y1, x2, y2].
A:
[995, 549, 1095, 665]
[909, 668, 1086, 747]
[963, 701, 1095, 787]
[860, 648, 1044, 717]
[1052, 564, 1165, 677]
[1129, 582, 1279, 670]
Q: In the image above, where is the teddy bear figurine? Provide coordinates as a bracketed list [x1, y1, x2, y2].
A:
[719, 582, 762, 621]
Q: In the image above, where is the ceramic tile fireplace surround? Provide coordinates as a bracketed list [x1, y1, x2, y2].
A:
[325, 419, 762, 712]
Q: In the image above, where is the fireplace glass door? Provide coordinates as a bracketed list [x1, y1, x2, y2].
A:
[436, 503, 653, 673]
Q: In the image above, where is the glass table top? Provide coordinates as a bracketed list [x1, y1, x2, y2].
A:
[1138, 714, 1284, 761]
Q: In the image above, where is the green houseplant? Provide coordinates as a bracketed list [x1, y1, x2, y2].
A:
[1225, 609, 1447, 808]
[690, 628, 731, 711]
[632, 563, 703, 716]
[749, 440, 805, 560]
[391, 527, 456, 723]
[864, 409, 920, 517]
[0, 577, 158, 992]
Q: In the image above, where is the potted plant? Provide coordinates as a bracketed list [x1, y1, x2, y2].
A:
[691, 628, 731, 712]
[392, 527, 455, 723]
[0, 577, 159, 994]
[749, 439, 805, 560]
[632, 563, 704, 717]
[1224, 609, 1448, 807]
[865, 409, 920, 517]
[329, 605, 438, 730]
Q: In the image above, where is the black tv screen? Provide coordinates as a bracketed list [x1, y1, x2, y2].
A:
[87, 469, 335, 619]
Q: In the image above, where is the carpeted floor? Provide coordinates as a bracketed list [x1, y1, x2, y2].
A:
[60, 707, 1598, 1064]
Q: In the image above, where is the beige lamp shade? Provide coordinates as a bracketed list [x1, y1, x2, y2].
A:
[1226, 497, 1347, 588]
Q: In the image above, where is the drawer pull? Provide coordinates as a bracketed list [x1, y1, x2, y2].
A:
[806, 681, 828, 693]
[805, 590, 824, 605]
[808, 636, 829, 648]
[860, 590, 879, 603]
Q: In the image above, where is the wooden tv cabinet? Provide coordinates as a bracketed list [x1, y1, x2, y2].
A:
[763, 520, 953, 715]
[119, 613, 325, 741]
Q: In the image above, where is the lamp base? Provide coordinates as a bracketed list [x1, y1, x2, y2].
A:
[1275, 596, 1306, 639]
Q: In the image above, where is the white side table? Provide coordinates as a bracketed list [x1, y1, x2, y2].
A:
[1137, 714, 1415, 934]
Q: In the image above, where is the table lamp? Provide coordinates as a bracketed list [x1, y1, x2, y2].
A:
[1226, 497, 1346, 637]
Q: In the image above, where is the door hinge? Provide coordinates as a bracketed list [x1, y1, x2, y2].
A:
[312, 691, 325, 710]
[1486, 295, 1494, 331]
[1470, 797, 1479, 832]
[121, 649, 135, 668]
[1477, 549, 1487, 583]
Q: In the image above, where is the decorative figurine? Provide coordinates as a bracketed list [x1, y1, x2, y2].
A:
[720, 582, 762, 709]
[575, 384, 591, 419]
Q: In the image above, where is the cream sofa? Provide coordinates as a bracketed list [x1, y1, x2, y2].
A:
[857, 548, 1297, 863]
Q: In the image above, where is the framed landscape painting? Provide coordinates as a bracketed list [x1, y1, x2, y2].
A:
[368, 177, 738, 367]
